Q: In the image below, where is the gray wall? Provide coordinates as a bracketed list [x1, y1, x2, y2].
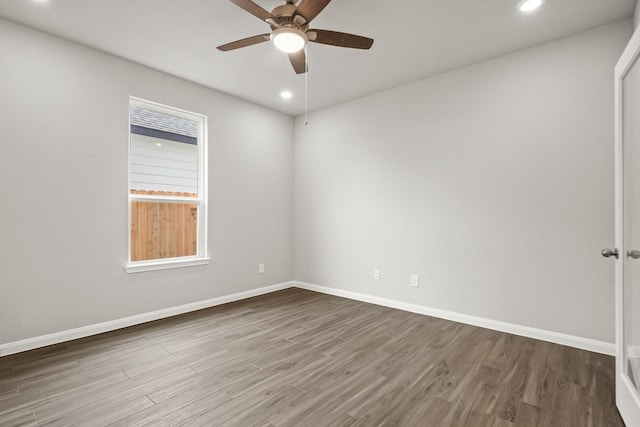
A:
[294, 20, 632, 343]
[0, 18, 294, 344]
[0, 16, 633, 348]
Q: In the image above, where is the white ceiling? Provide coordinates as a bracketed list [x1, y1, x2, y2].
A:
[0, 0, 635, 116]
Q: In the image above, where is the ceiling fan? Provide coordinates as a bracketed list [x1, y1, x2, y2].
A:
[217, 0, 374, 74]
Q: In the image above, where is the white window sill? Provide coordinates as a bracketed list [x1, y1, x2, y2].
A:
[125, 257, 211, 274]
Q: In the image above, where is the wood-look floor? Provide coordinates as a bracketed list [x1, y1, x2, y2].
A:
[0, 288, 625, 426]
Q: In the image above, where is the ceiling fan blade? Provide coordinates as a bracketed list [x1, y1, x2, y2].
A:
[229, 0, 275, 22]
[217, 34, 270, 51]
[308, 29, 374, 49]
[288, 50, 307, 74]
[294, 0, 332, 23]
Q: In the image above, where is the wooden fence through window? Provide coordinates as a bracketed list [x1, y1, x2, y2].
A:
[130, 190, 198, 261]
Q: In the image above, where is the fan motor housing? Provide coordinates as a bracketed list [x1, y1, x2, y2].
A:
[269, 4, 308, 32]
[271, 4, 296, 18]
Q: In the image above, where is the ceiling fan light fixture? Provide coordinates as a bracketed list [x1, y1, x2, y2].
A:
[271, 28, 308, 53]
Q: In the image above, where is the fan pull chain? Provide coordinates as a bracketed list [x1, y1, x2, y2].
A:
[304, 44, 309, 125]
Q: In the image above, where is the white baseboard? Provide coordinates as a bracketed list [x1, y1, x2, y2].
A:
[294, 281, 615, 356]
[0, 280, 616, 358]
[0, 281, 294, 357]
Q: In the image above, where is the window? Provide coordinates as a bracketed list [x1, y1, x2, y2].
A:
[125, 98, 208, 273]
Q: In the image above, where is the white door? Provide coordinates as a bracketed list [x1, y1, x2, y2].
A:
[610, 26, 640, 427]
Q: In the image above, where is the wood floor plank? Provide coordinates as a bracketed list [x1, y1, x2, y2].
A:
[0, 410, 38, 427]
[122, 347, 228, 378]
[161, 381, 290, 426]
[219, 386, 304, 426]
[149, 361, 260, 404]
[0, 371, 128, 421]
[38, 395, 155, 426]
[321, 413, 364, 427]
[0, 288, 625, 426]
[514, 401, 541, 426]
[108, 383, 233, 427]
[0, 382, 20, 401]
[268, 370, 387, 426]
[34, 367, 196, 424]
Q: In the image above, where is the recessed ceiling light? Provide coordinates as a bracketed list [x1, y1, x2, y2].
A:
[518, 0, 543, 12]
[155, 142, 163, 147]
[280, 90, 293, 100]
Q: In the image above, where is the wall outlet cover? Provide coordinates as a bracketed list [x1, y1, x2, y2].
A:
[411, 275, 419, 287]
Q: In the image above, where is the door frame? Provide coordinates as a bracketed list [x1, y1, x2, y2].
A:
[614, 23, 640, 427]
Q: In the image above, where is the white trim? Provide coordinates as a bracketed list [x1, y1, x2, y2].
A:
[0, 281, 294, 357]
[129, 96, 208, 122]
[618, 374, 640, 425]
[294, 281, 615, 356]
[125, 256, 211, 274]
[0, 280, 616, 359]
[127, 97, 209, 269]
[198, 110, 208, 261]
[614, 23, 640, 426]
[629, 345, 640, 358]
[129, 194, 200, 203]
[614, 9, 629, 391]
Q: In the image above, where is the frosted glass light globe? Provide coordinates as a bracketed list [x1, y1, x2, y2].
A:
[271, 28, 307, 53]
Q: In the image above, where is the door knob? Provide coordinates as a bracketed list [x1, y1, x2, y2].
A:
[601, 248, 619, 258]
[628, 249, 640, 259]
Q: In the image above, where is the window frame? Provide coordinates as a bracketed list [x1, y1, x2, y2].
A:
[125, 97, 209, 273]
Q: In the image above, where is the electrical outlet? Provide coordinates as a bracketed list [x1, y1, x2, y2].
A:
[374, 269, 380, 280]
[411, 275, 419, 287]
[259, 264, 264, 274]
